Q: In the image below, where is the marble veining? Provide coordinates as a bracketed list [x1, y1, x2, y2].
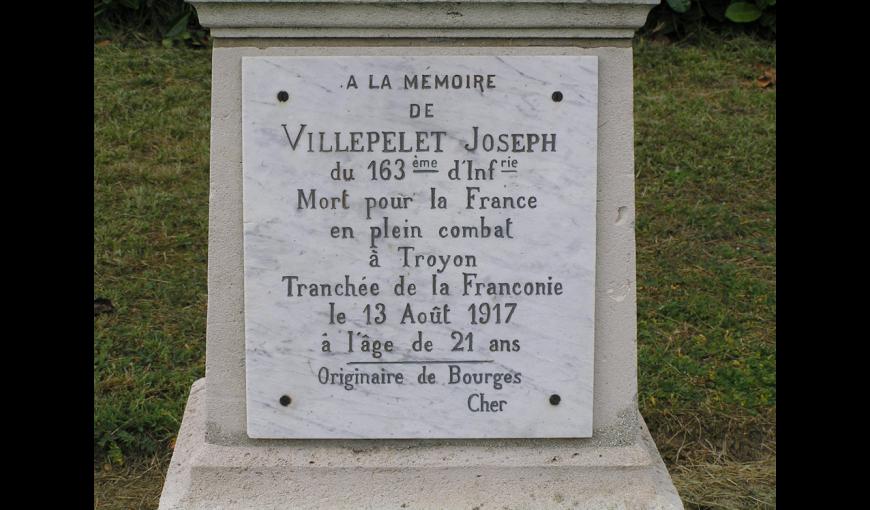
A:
[242, 56, 598, 438]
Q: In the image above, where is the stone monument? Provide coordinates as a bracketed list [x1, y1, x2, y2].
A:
[160, 0, 683, 508]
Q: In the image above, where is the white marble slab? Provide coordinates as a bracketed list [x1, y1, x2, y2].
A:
[242, 56, 597, 438]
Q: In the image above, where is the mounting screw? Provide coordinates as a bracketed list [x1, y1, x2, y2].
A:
[277, 90, 289, 102]
[551, 91, 563, 102]
[549, 394, 561, 406]
[279, 395, 292, 406]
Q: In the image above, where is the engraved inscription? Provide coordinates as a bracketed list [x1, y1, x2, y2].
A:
[242, 56, 598, 439]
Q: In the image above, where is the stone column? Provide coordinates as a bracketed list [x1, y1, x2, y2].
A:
[159, 1, 683, 508]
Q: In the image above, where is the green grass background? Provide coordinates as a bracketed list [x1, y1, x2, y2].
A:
[94, 36, 775, 509]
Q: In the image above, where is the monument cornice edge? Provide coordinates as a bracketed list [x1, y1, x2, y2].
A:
[187, 0, 658, 38]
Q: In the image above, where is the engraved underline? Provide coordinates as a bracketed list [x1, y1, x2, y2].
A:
[346, 360, 494, 365]
[412, 169, 439, 173]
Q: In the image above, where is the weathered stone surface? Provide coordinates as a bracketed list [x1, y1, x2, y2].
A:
[241, 55, 598, 439]
[161, 379, 683, 509]
[187, 0, 660, 39]
[204, 43, 642, 448]
[161, 0, 682, 507]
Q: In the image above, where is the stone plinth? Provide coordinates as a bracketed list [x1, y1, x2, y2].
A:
[162, 379, 682, 508]
[159, 1, 683, 508]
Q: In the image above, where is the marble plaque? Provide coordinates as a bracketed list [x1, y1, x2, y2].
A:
[242, 56, 597, 438]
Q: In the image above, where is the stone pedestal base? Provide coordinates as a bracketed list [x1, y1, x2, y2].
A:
[159, 379, 683, 509]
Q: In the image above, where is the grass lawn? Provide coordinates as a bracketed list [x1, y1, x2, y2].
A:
[94, 36, 775, 509]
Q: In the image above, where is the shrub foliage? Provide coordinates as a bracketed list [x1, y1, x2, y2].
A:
[94, 0, 776, 44]
[94, 0, 207, 46]
[642, 0, 776, 40]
